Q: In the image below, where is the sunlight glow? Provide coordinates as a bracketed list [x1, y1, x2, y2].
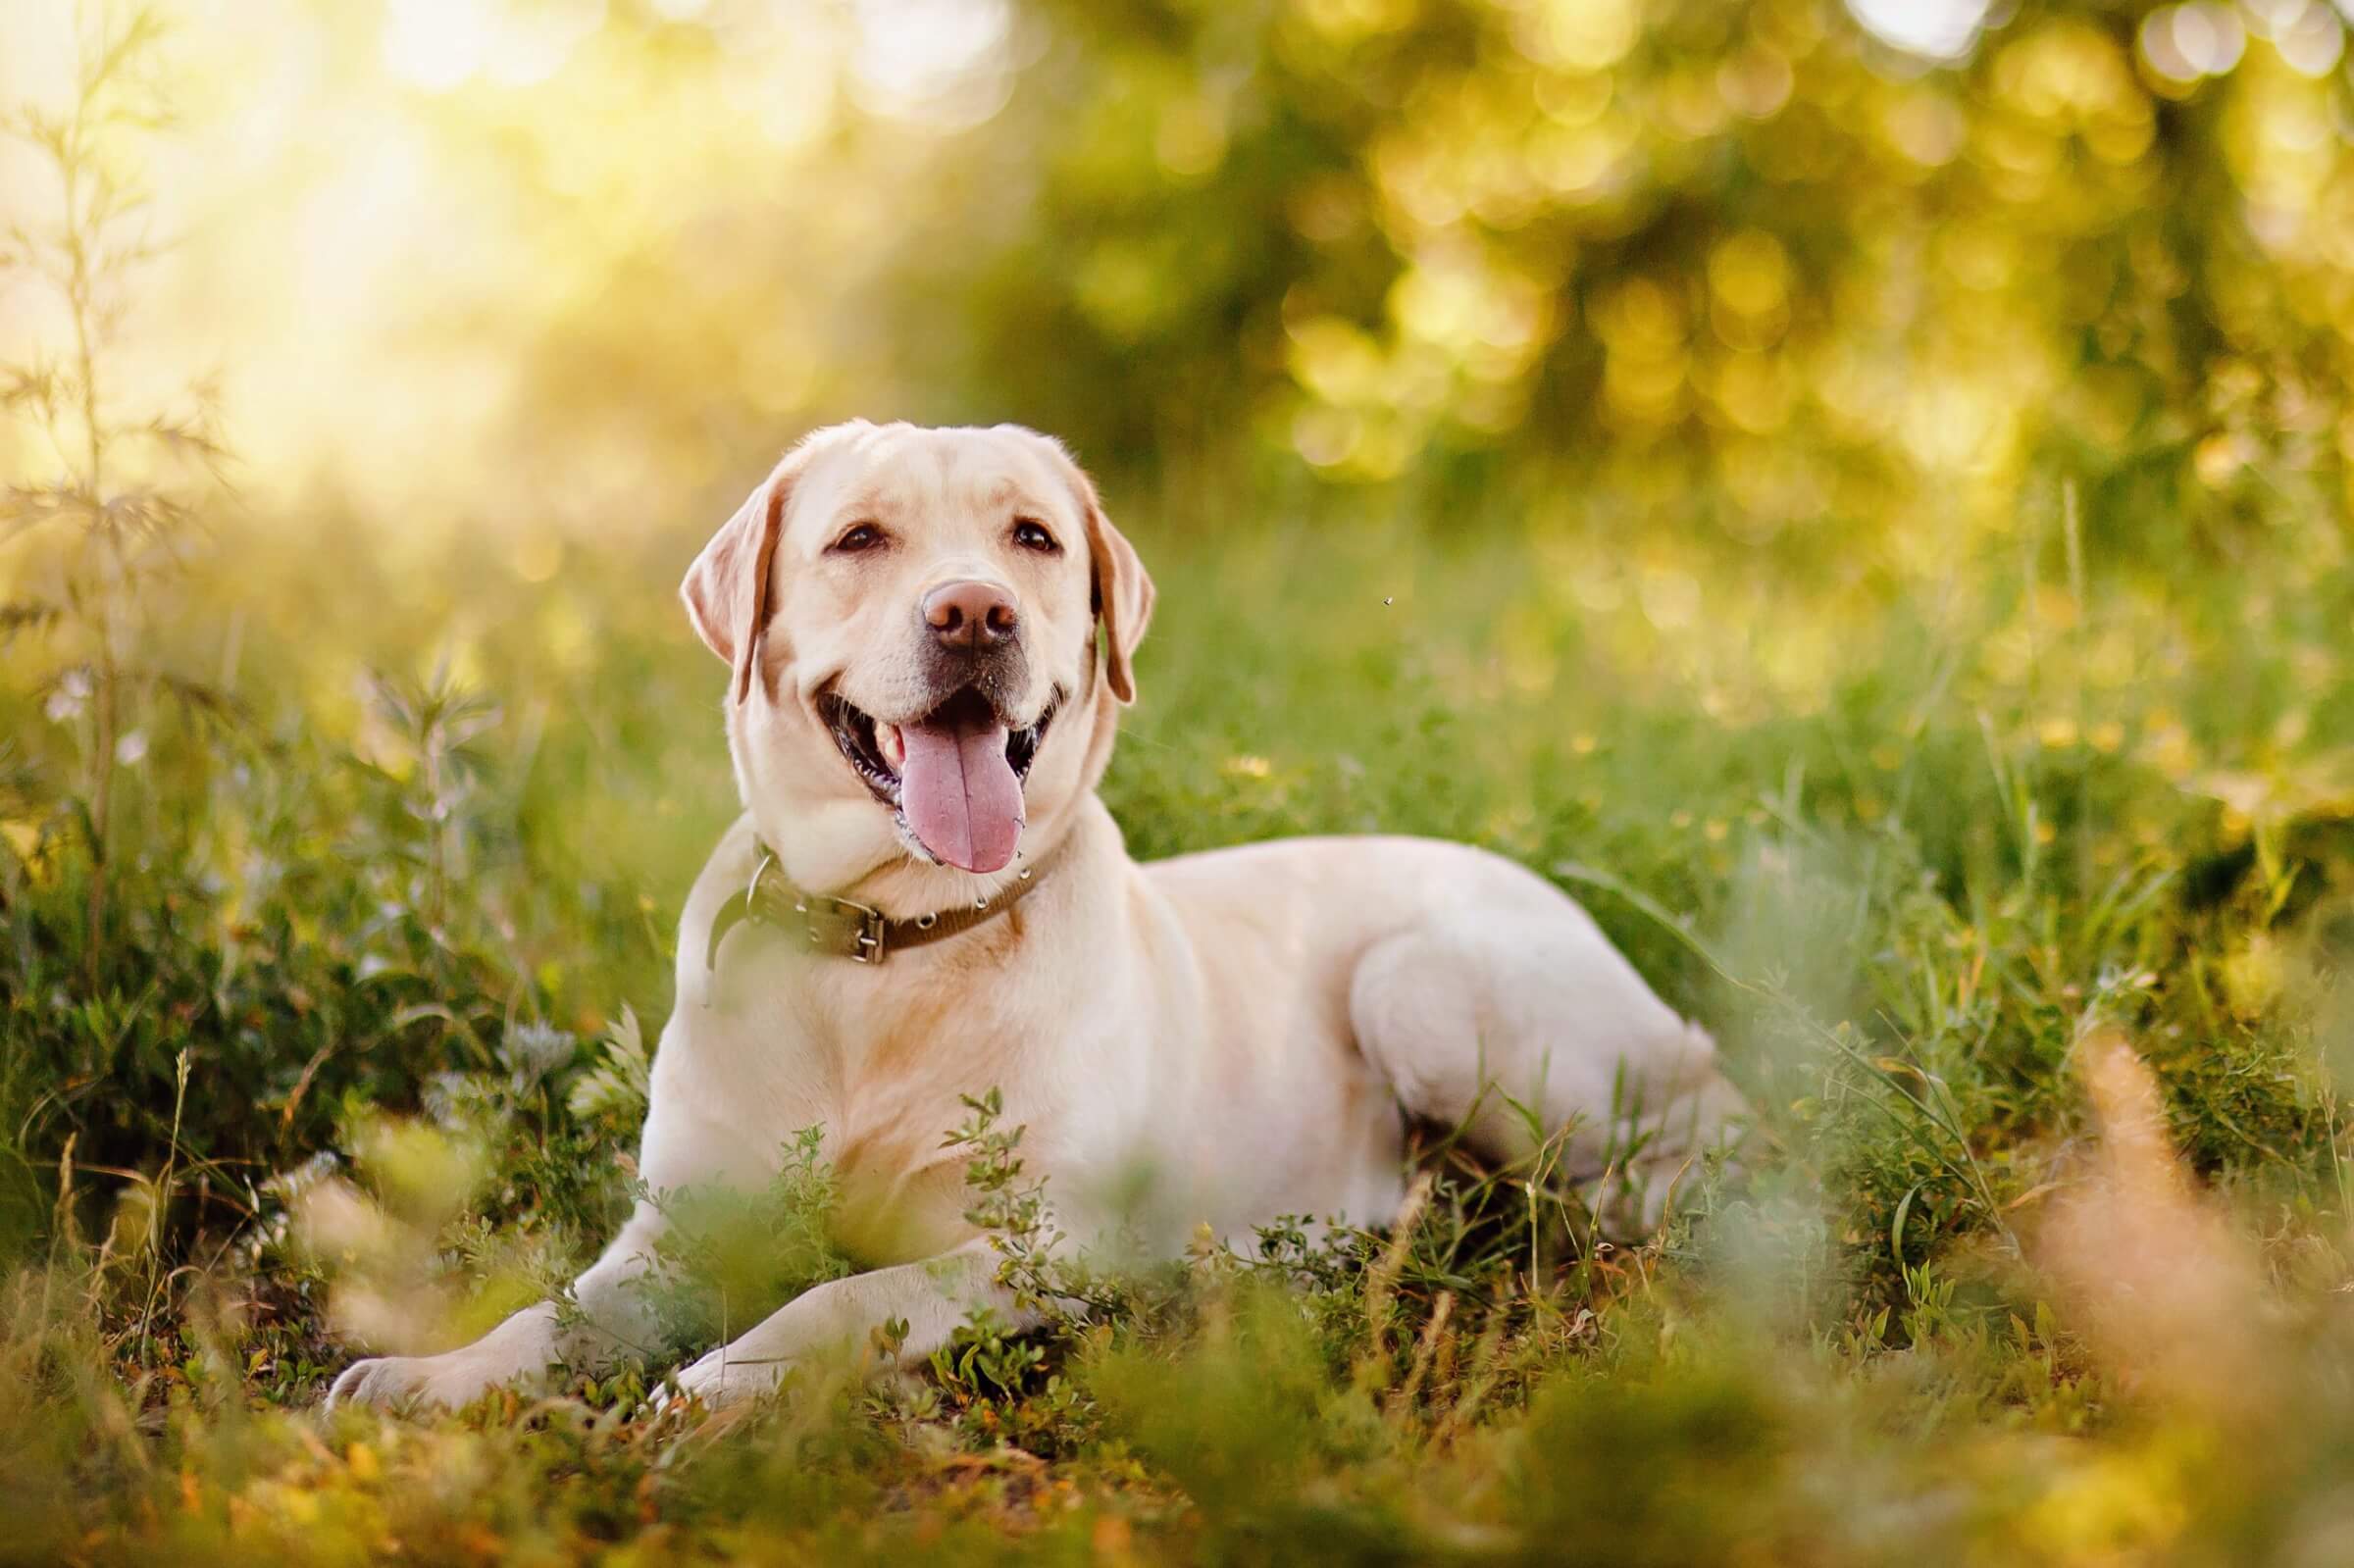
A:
[382, 0, 607, 92]
[722, 36, 843, 150]
[847, 0, 1013, 126]
[1845, 0, 1992, 62]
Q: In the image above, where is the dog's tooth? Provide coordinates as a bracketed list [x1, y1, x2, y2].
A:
[880, 724, 906, 770]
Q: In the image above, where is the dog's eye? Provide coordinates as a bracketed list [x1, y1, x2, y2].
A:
[1012, 519, 1059, 554]
[829, 523, 886, 554]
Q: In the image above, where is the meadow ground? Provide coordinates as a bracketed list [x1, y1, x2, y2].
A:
[4, 484, 2353, 1566]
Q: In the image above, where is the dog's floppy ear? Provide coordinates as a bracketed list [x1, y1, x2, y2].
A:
[1087, 502, 1153, 704]
[681, 442, 815, 704]
[1060, 457, 1154, 705]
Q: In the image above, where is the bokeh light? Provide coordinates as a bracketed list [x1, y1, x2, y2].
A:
[1847, 0, 1995, 61]
[0, 0, 2350, 642]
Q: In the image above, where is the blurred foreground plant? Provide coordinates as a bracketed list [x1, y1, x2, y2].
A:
[2, 2, 227, 964]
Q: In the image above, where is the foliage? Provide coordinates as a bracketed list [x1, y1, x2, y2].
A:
[624, 1127, 856, 1358]
[0, 3, 226, 965]
[5, 0, 2354, 1563]
[3, 487, 2343, 1561]
[933, 0, 2354, 529]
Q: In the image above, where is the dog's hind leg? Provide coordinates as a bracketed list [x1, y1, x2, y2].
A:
[1347, 906, 1745, 1229]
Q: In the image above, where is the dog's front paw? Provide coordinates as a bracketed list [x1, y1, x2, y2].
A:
[662, 1346, 787, 1413]
[326, 1352, 503, 1412]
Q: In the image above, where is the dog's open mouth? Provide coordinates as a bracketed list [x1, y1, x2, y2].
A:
[819, 686, 1056, 875]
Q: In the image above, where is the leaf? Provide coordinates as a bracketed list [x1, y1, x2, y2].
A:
[1890, 1181, 1922, 1266]
[567, 1004, 651, 1122]
[0, 599, 60, 643]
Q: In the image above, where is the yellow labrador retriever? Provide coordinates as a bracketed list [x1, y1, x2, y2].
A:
[330, 421, 1743, 1411]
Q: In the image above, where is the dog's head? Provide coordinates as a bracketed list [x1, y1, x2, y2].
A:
[681, 421, 1152, 903]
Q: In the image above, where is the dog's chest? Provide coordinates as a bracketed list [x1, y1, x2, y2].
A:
[778, 962, 1053, 1264]
[691, 885, 1118, 1259]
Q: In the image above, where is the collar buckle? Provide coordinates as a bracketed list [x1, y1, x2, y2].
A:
[795, 887, 887, 964]
[842, 898, 886, 963]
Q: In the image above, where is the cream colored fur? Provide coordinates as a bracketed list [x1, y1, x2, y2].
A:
[329, 421, 1743, 1412]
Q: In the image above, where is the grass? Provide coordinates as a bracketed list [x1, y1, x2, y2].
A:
[2, 479, 2352, 1566]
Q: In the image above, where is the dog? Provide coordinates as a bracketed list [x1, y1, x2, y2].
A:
[329, 421, 1744, 1411]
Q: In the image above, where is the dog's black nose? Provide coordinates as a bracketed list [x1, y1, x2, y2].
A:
[922, 580, 1019, 650]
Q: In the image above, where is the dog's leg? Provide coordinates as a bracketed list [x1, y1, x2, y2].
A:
[1349, 914, 1746, 1229]
[326, 1198, 673, 1410]
[666, 1237, 1018, 1409]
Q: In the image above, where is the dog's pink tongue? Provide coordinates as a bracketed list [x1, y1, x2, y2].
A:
[896, 710, 1023, 873]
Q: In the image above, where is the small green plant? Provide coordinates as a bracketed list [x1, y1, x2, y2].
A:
[622, 1127, 854, 1358]
[942, 1087, 1067, 1315]
[567, 1004, 652, 1127]
[1, 3, 227, 964]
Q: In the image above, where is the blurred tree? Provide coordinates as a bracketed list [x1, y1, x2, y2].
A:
[90, 0, 2341, 582]
[868, 0, 2354, 571]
